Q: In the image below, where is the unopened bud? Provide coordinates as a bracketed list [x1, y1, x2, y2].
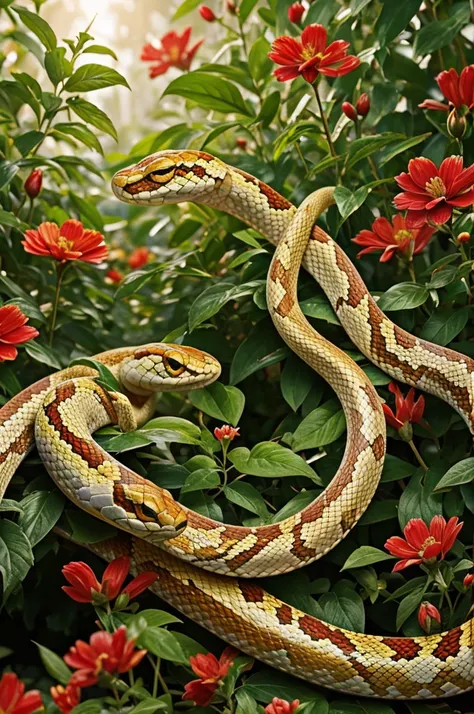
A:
[288, 2, 305, 23]
[342, 101, 358, 122]
[199, 5, 216, 21]
[447, 107, 467, 139]
[226, 0, 237, 13]
[113, 593, 130, 611]
[356, 93, 370, 117]
[457, 232, 470, 244]
[236, 137, 247, 149]
[24, 169, 43, 199]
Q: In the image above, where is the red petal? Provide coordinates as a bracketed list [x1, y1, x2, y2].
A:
[140, 43, 164, 61]
[429, 514, 446, 541]
[393, 193, 429, 210]
[149, 62, 171, 78]
[404, 518, 430, 550]
[459, 65, 474, 107]
[301, 24, 327, 54]
[319, 55, 360, 77]
[437, 68, 462, 106]
[182, 680, 218, 707]
[13, 690, 43, 714]
[372, 217, 395, 243]
[380, 245, 399, 262]
[418, 99, 449, 112]
[423, 542, 442, 559]
[450, 164, 474, 195]
[382, 403, 403, 430]
[392, 558, 422, 572]
[122, 571, 158, 600]
[395, 172, 429, 195]
[0, 325, 38, 345]
[427, 202, 452, 226]
[447, 187, 474, 207]
[384, 535, 419, 558]
[269, 36, 302, 65]
[440, 516, 463, 554]
[352, 229, 389, 248]
[0, 344, 18, 361]
[405, 210, 428, 229]
[0, 673, 23, 711]
[439, 155, 463, 193]
[274, 66, 300, 82]
[408, 157, 438, 188]
[413, 225, 435, 254]
[411, 395, 425, 423]
[102, 556, 130, 600]
[60, 219, 84, 242]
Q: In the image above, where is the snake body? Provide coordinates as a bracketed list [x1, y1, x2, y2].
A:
[0, 151, 473, 698]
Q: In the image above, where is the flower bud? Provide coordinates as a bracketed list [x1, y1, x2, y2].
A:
[106, 269, 123, 284]
[199, 5, 216, 21]
[463, 572, 474, 588]
[418, 602, 441, 633]
[341, 101, 358, 122]
[236, 137, 248, 149]
[356, 93, 370, 117]
[226, 0, 237, 13]
[214, 424, 240, 441]
[114, 592, 130, 611]
[457, 232, 470, 244]
[287, 2, 305, 23]
[398, 421, 413, 443]
[447, 107, 467, 139]
[24, 169, 43, 199]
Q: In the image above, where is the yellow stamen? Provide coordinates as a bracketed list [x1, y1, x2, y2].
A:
[58, 237, 74, 251]
[169, 45, 180, 62]
[94, 652, 109, 676]
[425, 176, 446, 198]
[419, 535, 437, 556]
[394, 229, 413, 244]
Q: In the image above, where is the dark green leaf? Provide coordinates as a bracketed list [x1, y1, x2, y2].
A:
[291, 402, 346, 451]
[163, 72, 253, 117]
[419, 307, 469, 346]
[139, 627, 188, 663]
[13, 6, 57, 51]
[82, 44, 118, 60]
[376, 0, 422, 45]
[67, 97, 118, 140]
[228, 441, 317, 479]
[230, 319, 288, 384]
[0, 520, 34, 593]
[19, 491, 65, 547]
[36, 643, 71, 685]
[44, 47, 72, 86]
[342, 546, 394, 570]
[434, 458, 474, 490]
[224, 481, 269, 518]
[280, 354, 315, 411]
[14, 131, 44, 157]
[414, 3, 470, 57]
[377, 283, 429, 311]
[188, 382, 245, 425]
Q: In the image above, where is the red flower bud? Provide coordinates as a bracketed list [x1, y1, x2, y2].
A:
[418, 602, 441, 632]
[463, 572, 474, 588]
[226, 0, 237, 13]
[24, 169, 43, 199]
[199, 5, 216, 21]
[457, 232, 470, 244]
[236, 138, 248, 149]
[342, 101, 358, 122]
[356, 93, 370, 117]
[106, 269, 123, 284]
[287, 2, 305, 23]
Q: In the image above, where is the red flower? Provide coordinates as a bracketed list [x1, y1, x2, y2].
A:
[62, 557, 157, 604]
[24, 169, 42, 199]
[50, 684, 80, 714]
[394, 156, 474, 228]
[0, 305, 38, 362]
[356, 92, 370, 117]
[182, 647, 237, 707]
[106, 269, 123, 284]
[128, 247, 151, 269]
[214, 424, 240, 441]
[65, 626, 146, 687]
[22, 220, 108, 264]
[287, 2, 304, 23]
[382, 382, 425, 432]
[418, 602, 441, 632]
[199, 5, 216, 21]
[265, 698, 300, 714]
[0, 672, 42, 714]
[385, 515, 463, 572]
[463, 572, 474, 588]
[353, 215, 435, 262]
[141, 28, 203, 78]
[419, 66, 474, 112]
[269, 24, 360, 84]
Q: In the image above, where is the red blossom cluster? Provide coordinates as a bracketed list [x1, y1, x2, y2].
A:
[385, 515, 463, 572]
[141, 28, 202, 77]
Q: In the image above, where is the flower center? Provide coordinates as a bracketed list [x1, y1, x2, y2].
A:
[420, 535, 437, 556]
[94, 652, 109, 676]
[169, 45, 180, 62]
[425, 176, 446, 198]
[58, 236, 74, 251]
[302, 48, 323, 62]
[394, 229, 413, 244]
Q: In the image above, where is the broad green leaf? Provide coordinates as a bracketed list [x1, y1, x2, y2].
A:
[14, 130, 44, 157]
[0, 208, 28, 231]
[0, 161, 19, 191]
[398, 468, 442, 529]
[248, 36, 272, 83]
[334, 185, 372, 222]
[396, 585, 425, 630]
[381, 455, 416, 483]
[271, 490, 320, 522]
[163, 72, 253, 117]
[228, 441, 317, 479]
[172, 0, 201, 19]
[127, 700, 167, 714]
[139, 627, 188, 663]
[141, 417, 201, 445]
[255, 90, 280, 128]
[115, 266, 162, 300]
[379, 133, 432, 166]
[230, 319, 289, 384]
[67, 97, 118, 140]
[181, 468, 220, 493]
[342, 546, 394, 570]
[82, 44, 118, 60]
[13, 6, 57, 51]
[242, 671, 324, 704]
[224, 481, 269, 518]
[64, 510, 117, 543]
[346, 133, 404, 170]
[70, 701, 103, 714]
[434, 458, 474, 490]
[44, 47, 72, 86]
[65, 64, 130, 92]
[291, 402, 346, 451]
[280, 354, 315, 411]
[36, 643, 72, 685]
[240, 0, 259, 23]
[318, 589, 365, 632]
[300, 294, 340, 325]
[122, 609, 181, 628]
[189, 281, 263, 332]
[69, 192, 104, 231]
[53, 122, 103, 155]
[188, 382, 245, 425]
[375, 0, 422, 45]
[24, 340, 61, 370]
[19, 491, 65, 547]
[0, 520, 34, 593]
[377, 283, 429, 311]
[414, 3, 470, 57]
[358, 500, 398, 525]
[420, 307, 469, 346]
[68, 357, 119, 391]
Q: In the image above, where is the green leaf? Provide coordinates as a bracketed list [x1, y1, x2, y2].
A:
[280, 354, 315, 411]
[224, 481, 269, 518]
[0, 161, 19, 191]
[300, 294, 340, 325]
[0, 209, 28, 232]
[172, 0, 201, 19]
[341, 546, 394, 570]
[163, 72, 253, 117]
[13, 6, 57, 50]
[115, 267, 162, 300]
[398, 468, 442, 529]
[189, 281, 262, 332]
[127, 700, 167, 714]
[19, 491, 65, 547]
[0, 520, 34, 594]
[346, 133, 404, 170]
[414, 3, 470, 57]
[377, 283, 429, 311]
[44, 47, 72, 86]
[434, 458, 474, 490]
[240, 0, 259, 22]
[375, 0, 422, 45]
[358, 500, 398, 525]
[69, 192, 104, 231]
[24, 340, 62, 370]
[82, 44, 118, 60]
[70, 702, 103, 714]
[36, 643, 72, 685]
[228, 441, 317, 479]
[291, 402, 346, 451]
[242, 671, 324, 705]
[65, 64, 130, 92]
[419, 307, 469, 346]
[53, 122, 103, 155]
[318, 589, 365, 632]
[122, 609, 181, 628]
[69, 357, 120, 391]
[230, 319, 289, 384]
[396, 585, 425, 630]
[67, 97, 118, 140]
[379, 133, 431, 166]
[255, 90, 280, 128]
[181, 468, 220, 493]
[64, 510, 117, 543]
[140, 417, 201, 445]
[334, 185, 372, 223]
[248, 36, 272, 83]
[188, 382, 245, 425]
[139, 627, 188, 663]
[14, 131, 44, 157]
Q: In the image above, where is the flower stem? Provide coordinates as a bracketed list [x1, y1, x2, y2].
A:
[49, 262, 66, 347]
[407, 261, 417, 283]
[313, 82, 337, 159]
[408, 439, 428, 472]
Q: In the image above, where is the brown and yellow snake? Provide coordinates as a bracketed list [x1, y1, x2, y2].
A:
[1, 150, 473, 699]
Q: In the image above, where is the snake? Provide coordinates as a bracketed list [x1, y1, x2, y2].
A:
[0, 150, 473, 699]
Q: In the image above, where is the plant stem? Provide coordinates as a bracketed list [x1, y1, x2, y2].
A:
[408, 439, 428, 472]
[49, 262, 66, 346]
[313, 82, 336, 159]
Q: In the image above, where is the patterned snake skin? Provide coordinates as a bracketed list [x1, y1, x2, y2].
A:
[0, 151, 472, 699]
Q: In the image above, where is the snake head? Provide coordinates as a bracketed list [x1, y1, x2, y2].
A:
[119, 343, 221, 396]
[111, 150, 231, 206]
[113, 480, 188, 541]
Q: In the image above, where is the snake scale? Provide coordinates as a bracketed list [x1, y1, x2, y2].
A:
[0, 149, 473, 699]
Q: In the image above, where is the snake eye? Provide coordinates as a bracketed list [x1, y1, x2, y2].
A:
[148, 165, 176, 183]
[163, 355, 185, 376]
[141, 503, 158, 519]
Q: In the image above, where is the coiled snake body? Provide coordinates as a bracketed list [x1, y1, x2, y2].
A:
[1, 150, 473, 699]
